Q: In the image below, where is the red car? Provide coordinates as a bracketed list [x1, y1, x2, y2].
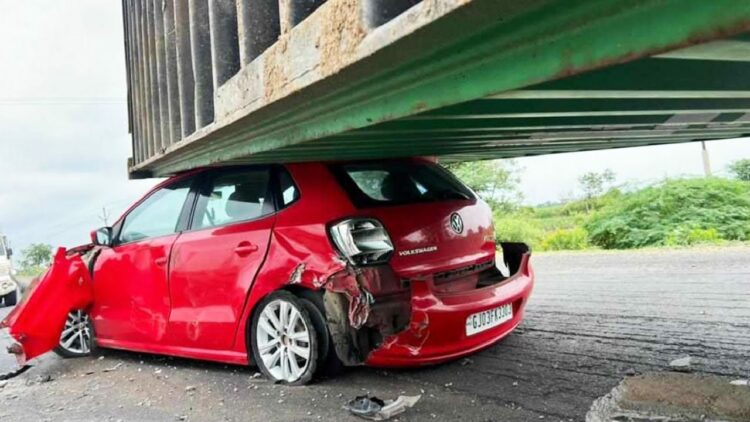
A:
[2, 159, 533, 384]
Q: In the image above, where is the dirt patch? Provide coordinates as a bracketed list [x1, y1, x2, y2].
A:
[588, 373, 750, 421]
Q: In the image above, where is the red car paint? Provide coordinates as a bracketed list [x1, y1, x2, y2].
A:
[367, 252, 533, 366]
[1, 159, 533, 370]
[1, 248, 94, 364]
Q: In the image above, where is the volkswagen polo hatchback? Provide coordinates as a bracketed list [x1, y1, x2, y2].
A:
[2, 158, 533, 384]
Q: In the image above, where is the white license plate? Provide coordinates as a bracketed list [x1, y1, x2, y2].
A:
[465, 304, 513, 336]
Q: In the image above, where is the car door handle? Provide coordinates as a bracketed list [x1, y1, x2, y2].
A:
[234, 242, 259, 257]
[154, 257, 168, 267]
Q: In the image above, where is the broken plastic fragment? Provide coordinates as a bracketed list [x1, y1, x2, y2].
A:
[343, 395, 421, 420]
[668, 356, 693, 372]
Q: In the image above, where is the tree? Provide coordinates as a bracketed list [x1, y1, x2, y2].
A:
[578, 169, 616, 211]
[728, 159, 750, 181]
[445, 159, 522, 211]
[20, 243, 53, 270]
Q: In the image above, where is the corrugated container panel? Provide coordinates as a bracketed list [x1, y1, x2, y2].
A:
[120, 0, 750, 176]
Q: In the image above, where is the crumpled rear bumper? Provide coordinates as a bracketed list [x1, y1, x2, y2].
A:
[366, 246, 533, 367]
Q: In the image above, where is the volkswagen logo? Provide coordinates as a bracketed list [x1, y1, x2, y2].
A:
[449, 213, 464, 234]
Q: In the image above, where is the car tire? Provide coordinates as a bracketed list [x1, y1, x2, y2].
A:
[2, 290, 17, 307]
[54, 310, 96, 358]
[296, 292, 344, 377]
[250, 291, 319, 385]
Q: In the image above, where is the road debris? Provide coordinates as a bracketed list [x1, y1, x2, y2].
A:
[343, 394, 421, 420]
[36, 374, 53, 383]
[103, 362, 123, 373]
[0, 364, 29, 381]
[730, 379, 749, 387]
[668, 356, 692, 372]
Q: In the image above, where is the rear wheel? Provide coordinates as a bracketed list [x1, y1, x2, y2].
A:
[54, 310, 94, 358]
[250, 291, 318, 385]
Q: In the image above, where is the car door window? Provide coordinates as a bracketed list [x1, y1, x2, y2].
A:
[279, 168, 300, 207]
[118, 179, 192, 243]
[193, 169, 273, 229]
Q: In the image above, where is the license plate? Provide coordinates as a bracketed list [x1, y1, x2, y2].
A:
[465, 304, 513, 336]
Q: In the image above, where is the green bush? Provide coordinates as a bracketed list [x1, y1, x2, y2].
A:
[586, 178, 750, 249]
[17, 265, 48, 278]
[560, 188, 623, 215]
[540, 228, 589, 251]
[665, 227, 724, 246]
[494, 215, 544, 248]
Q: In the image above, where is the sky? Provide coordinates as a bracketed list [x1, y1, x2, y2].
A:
[1, 1, 749, 255]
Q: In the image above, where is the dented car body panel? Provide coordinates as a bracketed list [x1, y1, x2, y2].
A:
[1, 247, 94, 364]
[1, 158, 533, 373]
[367, 243, 533, 366]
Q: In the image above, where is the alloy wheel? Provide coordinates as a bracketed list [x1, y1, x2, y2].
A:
[256, 299, 312, 383]
[59, 310, 92, 355]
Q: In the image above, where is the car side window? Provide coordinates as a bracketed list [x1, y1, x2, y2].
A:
[193, 168, 273, 229]
[118, 179, 192, 243]
[278, 168, 300, 206]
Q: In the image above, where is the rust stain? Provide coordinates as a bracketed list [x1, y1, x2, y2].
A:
[318, 0, 367, 77]
[263, 34, 291, 102]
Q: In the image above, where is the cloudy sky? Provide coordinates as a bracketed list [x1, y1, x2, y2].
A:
[1, 1, 749, 254]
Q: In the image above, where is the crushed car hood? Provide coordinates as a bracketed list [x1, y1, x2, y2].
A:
[0, 247, 94, 364]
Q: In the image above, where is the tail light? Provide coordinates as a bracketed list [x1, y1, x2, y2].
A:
[329, 218, 394, 266]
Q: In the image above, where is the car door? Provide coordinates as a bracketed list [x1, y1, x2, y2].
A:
[91, 176, 195, 346]
[165, 167, 276, 351]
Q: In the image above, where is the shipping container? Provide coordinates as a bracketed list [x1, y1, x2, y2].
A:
[121, 0, 750, 178]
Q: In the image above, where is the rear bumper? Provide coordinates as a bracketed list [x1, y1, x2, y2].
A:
[366, 247, 533, 367]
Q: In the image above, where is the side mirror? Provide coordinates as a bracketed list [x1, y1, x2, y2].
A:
[91, 227, 113, 247]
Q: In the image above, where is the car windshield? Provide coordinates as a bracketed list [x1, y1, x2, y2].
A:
[332, 161, 474, 207]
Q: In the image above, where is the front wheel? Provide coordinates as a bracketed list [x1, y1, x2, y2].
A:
[54, 310, 94, 358]
[2, 290, 17, 306]
[250, 291, 319, 385]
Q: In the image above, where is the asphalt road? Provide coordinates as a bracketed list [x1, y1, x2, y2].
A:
[0, 246, 748, 421]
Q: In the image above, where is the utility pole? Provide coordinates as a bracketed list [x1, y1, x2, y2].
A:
[701, 141, 712, 177]
[98, 207, 111, 226]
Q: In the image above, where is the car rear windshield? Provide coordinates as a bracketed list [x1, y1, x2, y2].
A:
[331, 161, 475, 207]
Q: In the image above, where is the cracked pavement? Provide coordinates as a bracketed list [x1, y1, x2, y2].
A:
[1, 246, 748, 421]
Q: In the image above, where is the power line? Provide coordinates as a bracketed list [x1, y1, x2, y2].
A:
[0, 97, 126, 106]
